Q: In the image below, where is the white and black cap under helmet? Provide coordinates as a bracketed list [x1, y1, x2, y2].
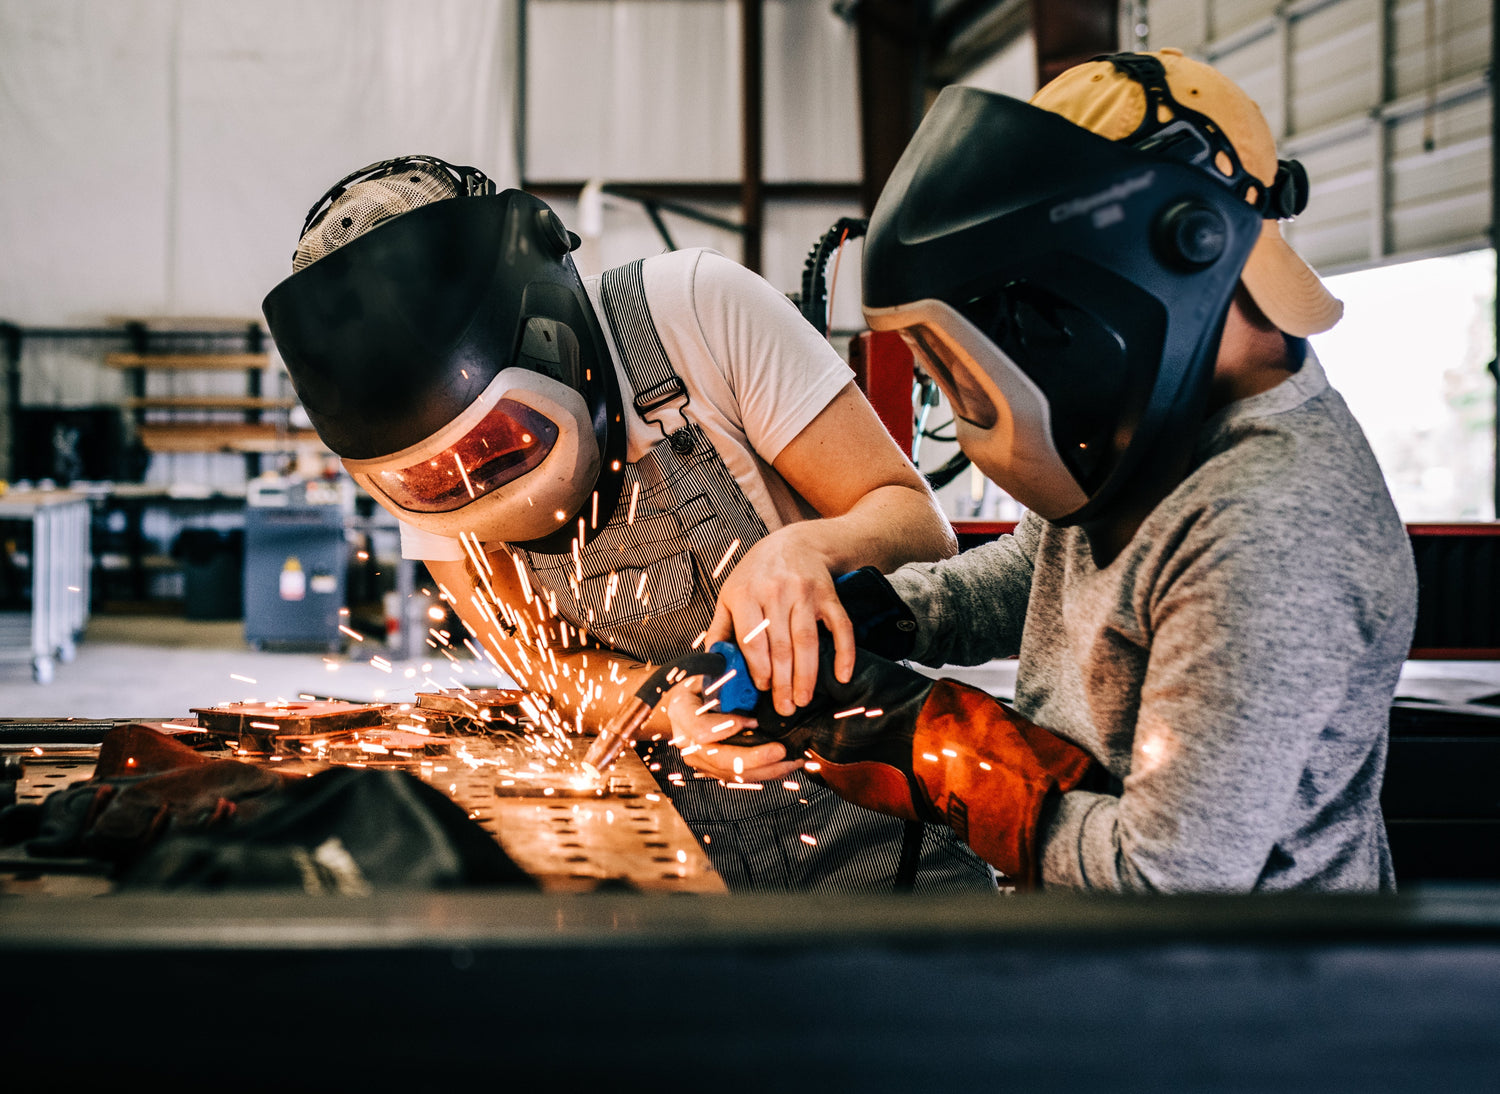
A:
[863, 60, 1274, 526]
[262, 156, 625, 552]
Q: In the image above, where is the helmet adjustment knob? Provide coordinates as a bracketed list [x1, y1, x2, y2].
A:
[1154, 200, 1228, 270]
[538, 209, 580, 255]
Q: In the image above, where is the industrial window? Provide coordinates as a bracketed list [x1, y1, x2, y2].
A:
[1311, 248, 1496, 520]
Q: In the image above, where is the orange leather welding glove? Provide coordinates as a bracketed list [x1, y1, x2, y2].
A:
[753, 642, 1096, 887]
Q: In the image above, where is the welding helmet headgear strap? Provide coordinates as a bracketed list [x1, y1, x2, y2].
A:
[298, 155, 496, 239]
[1101, 52, 1308, 219]
[862, 85, 1261, 523]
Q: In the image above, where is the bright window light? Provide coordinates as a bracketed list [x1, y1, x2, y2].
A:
[1312, 249, 1496, 521]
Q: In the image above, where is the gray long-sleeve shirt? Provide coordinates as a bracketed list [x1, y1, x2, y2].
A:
[888, 353, 1416, 893]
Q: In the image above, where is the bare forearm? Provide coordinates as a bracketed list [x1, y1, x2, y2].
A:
[775, 482, 956, 577]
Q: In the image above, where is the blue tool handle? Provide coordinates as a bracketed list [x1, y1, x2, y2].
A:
[709, 641, 762, 714]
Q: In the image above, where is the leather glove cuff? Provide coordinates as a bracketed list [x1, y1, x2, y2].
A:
[834, 565, 918, 661]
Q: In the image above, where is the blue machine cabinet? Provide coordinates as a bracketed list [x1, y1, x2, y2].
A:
[243, 505, 347, 651]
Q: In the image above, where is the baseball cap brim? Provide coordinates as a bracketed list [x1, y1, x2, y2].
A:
[1241, 219, 1344, 338]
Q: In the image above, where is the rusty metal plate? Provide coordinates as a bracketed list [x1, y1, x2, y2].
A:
[0, 715, 724, 895]
[191, 700, 389, 753]
[430, 740, 723, 892]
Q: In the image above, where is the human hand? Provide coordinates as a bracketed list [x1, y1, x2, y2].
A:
[705, 529, 856, 717]
[661, 677, 805, 784]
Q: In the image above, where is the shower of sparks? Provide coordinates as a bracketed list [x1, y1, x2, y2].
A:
[741, 618, 770, 643]
[230, 673, 257, 684]
[800, 834, 818, 846]
[702, 670, 736, 696]
[710, 539, 741, 580]
[834, 706, 866, 719]
[626, 481, 640, 524]
[454, 453, 476, 498]
[591, 490, 599, 529]
[338, 624, 364, 641]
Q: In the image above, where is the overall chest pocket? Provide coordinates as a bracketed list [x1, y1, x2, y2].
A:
[526, 506, 705, 643]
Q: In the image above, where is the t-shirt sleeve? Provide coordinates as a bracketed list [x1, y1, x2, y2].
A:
[398, 519, 466, 562]
[686, 250, 854, 465]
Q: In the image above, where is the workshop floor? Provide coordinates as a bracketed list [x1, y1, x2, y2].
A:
[0, 613, 502, 719]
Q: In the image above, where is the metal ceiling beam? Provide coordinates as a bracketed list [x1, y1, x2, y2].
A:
[741, 0, 765, 272]
[854, 0, 932, 214]
[1030, 0, 1119, 88]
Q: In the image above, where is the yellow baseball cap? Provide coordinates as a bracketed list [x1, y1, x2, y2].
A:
[1031, 48, 1342, 337]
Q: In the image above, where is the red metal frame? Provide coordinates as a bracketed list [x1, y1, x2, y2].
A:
[946, 520, 1500, 660]
[849, 330, 914, 456]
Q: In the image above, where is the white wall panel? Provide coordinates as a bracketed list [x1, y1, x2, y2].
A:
[1392, 0, 1490, 97]
[0, 0, 518, 326]
[1288, 0, 1381, 134]
[961, 30, 1037, 97]
[1283, 131, 1380, 268]
[525, 0, 740, 181]
[1210, 28, 1284, 137]
[0, 1, 175, 325]
[1210, 0, 1279, 40]
[548, 195, 743, 281]
[1147, 1, 1206, 50]
[1388, 91, 1492, 254]
[763, 0, 860, 181]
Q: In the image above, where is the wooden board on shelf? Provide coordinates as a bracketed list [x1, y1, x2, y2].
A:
[135, 422, 325, 453]
[125, 395, 298, 410]
[106, 352, 271, 370]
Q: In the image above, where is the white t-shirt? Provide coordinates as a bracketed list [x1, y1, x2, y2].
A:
[399, 248, 855, 561]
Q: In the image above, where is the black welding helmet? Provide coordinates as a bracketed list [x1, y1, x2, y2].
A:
[863, 54, 1290, 524]
[263, 156, 625, 552]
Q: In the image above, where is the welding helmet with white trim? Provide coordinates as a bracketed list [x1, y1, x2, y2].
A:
[863, 57, 1286, 524]
[263, 156, 625, 552]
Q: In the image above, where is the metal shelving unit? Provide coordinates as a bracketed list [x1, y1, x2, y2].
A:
[0, 489, 90, 683]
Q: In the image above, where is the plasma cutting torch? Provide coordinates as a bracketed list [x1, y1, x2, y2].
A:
[582, 642, 760, 772]
[581, 566, 911, 773]
[581, 568, 1101, 886]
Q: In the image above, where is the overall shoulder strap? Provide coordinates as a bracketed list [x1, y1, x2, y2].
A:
[598, 259, 692, 441]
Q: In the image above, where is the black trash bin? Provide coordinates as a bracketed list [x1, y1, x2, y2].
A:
[172, 528, 244, 620]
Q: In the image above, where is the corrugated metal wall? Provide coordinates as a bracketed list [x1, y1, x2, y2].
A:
[522, 0, 865, 327]
[1144, 0, 1492, 274]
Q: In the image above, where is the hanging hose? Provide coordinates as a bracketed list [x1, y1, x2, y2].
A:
[799, 216, 868, 334]
[797, 215, 972, 491]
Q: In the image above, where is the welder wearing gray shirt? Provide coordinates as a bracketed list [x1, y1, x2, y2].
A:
[888, 352, 1417, 893]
